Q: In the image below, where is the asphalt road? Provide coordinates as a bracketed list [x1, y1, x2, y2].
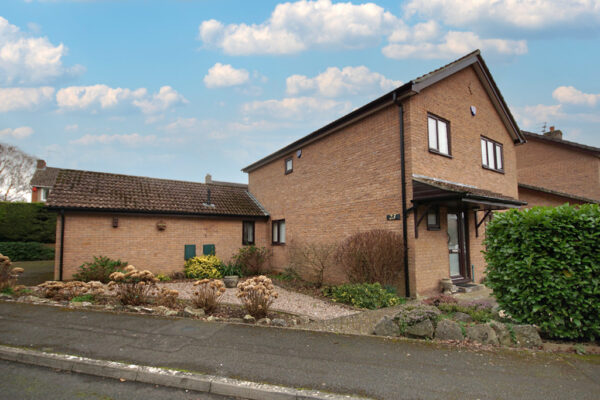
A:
[0, 302, 599, 400]
[0, 359, 239, 400]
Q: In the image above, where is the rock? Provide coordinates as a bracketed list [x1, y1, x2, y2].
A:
[17, 295, 44, 303]
[405, 319, 435, 339]
[228, 317, 243, 323]
[271, 318, 287, 327]
[243, 314, 256, 323]
[488, 321, 513, 346]
[512, 325, 542, 348]
[155, 306, 178, 316]
[126, 305, 141, 312]
[183, 306, 205, 318]
[435, 319, 464, 341]
[70, 302, 84, 308]
[296, 316, 310, 325]
[104, 305, 116, 311]
[373, 316, 400, 337]
[138, 307, 154, 314]
[453, 312, 473, 323]
[394, 305, 441, 327]
[0, 293, 13, 299]
[257, 318, 271, 325]
[466, 324, 499, 345]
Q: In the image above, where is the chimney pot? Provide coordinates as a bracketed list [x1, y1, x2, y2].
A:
[36, 159, 46, 170]
[549, 126, 555, 131]
[205, 173, 212, 184]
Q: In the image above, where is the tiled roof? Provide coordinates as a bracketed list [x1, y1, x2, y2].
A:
[30, 167, 61, 188]
[46, 169, 268, 217]
[518, 183, 599, 204]
[413, 176, 525, 205]
[521, 131, 600, 156]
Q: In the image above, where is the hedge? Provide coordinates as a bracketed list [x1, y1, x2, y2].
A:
[484, 204, 600, 341]
[0, 242, 55, 261]
[0, 202, 56, 243]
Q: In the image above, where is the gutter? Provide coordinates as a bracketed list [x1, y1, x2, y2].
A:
[59, 209, 65, 281]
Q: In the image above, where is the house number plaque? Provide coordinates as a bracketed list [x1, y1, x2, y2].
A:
[386, 214, 401, 221]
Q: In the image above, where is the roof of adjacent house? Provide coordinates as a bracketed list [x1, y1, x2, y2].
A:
[518, 183, 599, 204]
[521, 131, 600, 157]
[30, 167, 61, 188]
[46, 169, 268, 218]
[243, 50, 525, 173]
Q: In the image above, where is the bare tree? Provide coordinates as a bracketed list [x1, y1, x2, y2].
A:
[289, 240, 337, 288]
[0, 143, 36, 202]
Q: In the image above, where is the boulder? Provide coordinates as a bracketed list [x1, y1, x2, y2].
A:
[373, 316, 400, 337]
[271, 318, 287, 327]
[183, 306, 205, 318]
[512, 325, 542, 348]
[257, 318, 271, 325]
[17, 295, 45, 303]
[394, 304, 441, 326]
[155, 306, 179, 317]
[405, 319, 435, 339]
[466, 324, 499, 345]
[488, 321, 513, 346]
[453, 312, 473, 323]
[138, 307, 154, 314]
[0, 293, 13, 299]
[435, 319, 464, 341]
[243, 314, 256, 323]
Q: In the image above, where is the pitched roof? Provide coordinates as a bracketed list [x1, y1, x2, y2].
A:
[243, 50, 524, 173]
[518, 183, 599, 204]
[521, 131, 600, 157]
[46, 169, 268, 217]
[30, 167, 61, 188]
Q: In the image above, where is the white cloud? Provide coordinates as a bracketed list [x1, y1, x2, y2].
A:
[65, 123, 78, 131]
[0, 87, 54, 112]
[552, 86, 600, 107]
[0, 16, 82, 84]
[163, 117, 200, 132]
[0, 126, 34, 139]
[199, 0, 399, 55]
[132, 86, 187, 114]
[242, 96, 352, 120]
[286, 66, 401, 97]
[204, 63, 250, 88]
[70, 133, 158, 146]
[403, 0, 600, 32]
[382, 31, 527, 59]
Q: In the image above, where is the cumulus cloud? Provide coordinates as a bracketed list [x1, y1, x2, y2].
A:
[552, 86, 600, 107]
[70, 133, 158, 146]
[0, 16, 82, 84]
[0, 126, 34, 139]
[242, 96, 352, 120]
[383, 31, 527, 59]
[286, 66, 401, 97]
[403, 0, 600, 33]
[198, 0, 398, 55]
[0, 87, 54, 112]
[132, 86, 187, 114]
[204, 63, 250, 88]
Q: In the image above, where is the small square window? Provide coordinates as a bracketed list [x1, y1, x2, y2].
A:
[272, 219, 286, 244]
[285, 158, 293, 174]
[427, 114, 451, 156]
[427, 208, 440, 230]
[242, 221, 255, 245]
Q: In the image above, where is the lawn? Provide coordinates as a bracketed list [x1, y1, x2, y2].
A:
[13, 260, 54, 286]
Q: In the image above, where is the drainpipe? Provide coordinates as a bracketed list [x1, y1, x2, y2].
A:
[59, 209, 65, 281]
[393, 93, 411, 298]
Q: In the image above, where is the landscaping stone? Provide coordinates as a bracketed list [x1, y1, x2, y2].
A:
[488, 321, 513, 346]
[126, 305, 141, 312]
[394, 304, 441, 326]
[17, 296, 45, 303]
[452, 312, 473, 323]
[0, 293, 13, 299]
[138, 307, 154, 314]
[229, 318, 243, 323]
[155, 306, 178, 317]
[271, 318, 287, 327]
[405, 319, 435, 339]
[466, 324, 499, 345]
[183, 306, 205, 318]
[512, 325, 542, 348]
[257, 318, 271, 325]
[435, 319, 464, 341]
[373, 316, 400, 337]
[243, 314, 256, 323]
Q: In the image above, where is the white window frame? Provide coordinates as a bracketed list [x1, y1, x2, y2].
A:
[427, 114, 451, 156]
[40, 188, 49, 202]
[272, 220, 286, 244]
[481, 136, 504, 172]
[284, 158, 293, 174]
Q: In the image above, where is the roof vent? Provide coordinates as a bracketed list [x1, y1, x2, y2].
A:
[203, 188, 215, 208]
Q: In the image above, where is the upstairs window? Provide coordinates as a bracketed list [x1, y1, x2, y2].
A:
[427, 114, 450, 156]
[285, 157, 293, 174]
[40, 188, 49, 202]
[242, 221, 255, 245]
[272, 219, 286, 245]
[481, 137, 504, 172]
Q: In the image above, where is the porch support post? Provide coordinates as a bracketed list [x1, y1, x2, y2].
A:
[474, 209, 492, 237]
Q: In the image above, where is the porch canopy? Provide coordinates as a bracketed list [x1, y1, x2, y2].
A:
[411, 176, 526, 237]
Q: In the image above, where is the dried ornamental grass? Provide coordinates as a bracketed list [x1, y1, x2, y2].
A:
[236, 275, 278, 319]
[37, 280, 104, 301]
[155, 287, 179, 308]
[192, 278, 226, 313]
[0, 253, 24, 291]
[107, 265, 158, 305]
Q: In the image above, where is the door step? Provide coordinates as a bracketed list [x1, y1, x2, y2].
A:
[455, 283, 484, 293]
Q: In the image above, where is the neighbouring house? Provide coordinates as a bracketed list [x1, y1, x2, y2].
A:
[30, 160, 61, 203]
[44, 169, 269, 281]
[244, 50, 526, 297]
[516, 128, 600, 207]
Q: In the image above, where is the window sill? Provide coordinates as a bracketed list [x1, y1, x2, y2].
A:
[482, 165, 505, 174]
[426, 227, 441, 231]
[428, 149, 453, 159]
[272, 242, 286, 246]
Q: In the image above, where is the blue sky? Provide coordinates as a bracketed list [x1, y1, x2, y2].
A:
[1, 0, 599, 184]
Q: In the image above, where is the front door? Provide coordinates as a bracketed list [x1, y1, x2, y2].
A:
[447, 211, 470, 282]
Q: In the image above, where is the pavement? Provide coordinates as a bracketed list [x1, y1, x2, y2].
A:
[1, 301, 599, 400]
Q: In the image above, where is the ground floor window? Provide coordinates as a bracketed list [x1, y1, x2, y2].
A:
[242, 221, 255, 245]
[272, 219, 286, 244]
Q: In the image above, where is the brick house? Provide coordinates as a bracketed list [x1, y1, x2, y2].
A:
[45, 169, 269, 280]
[244, 50, 526, 297]
[30, 160, 60, 203]
[516, 128, 600, 207]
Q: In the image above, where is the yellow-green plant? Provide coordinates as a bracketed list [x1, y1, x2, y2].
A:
[184, 255, 223, 279]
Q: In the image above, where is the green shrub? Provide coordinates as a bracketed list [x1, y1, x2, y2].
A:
[156, 273, 172, 282]
[73, 256, 127, 283]
[0, 202, 56, 243]
[322, 282, 404, 309]
[218, 261, 243, 277]
[184, 255, 223, 279]
[71, 294, 96, 303]
[232, 245, 271, 276]
[0, 242, 55, 261]
[484, 204, 600, 341]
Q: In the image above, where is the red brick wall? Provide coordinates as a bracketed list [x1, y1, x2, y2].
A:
[54, 212, 268, 280]
[518, 186, 587, 208]
[516, 138, 600, 201]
